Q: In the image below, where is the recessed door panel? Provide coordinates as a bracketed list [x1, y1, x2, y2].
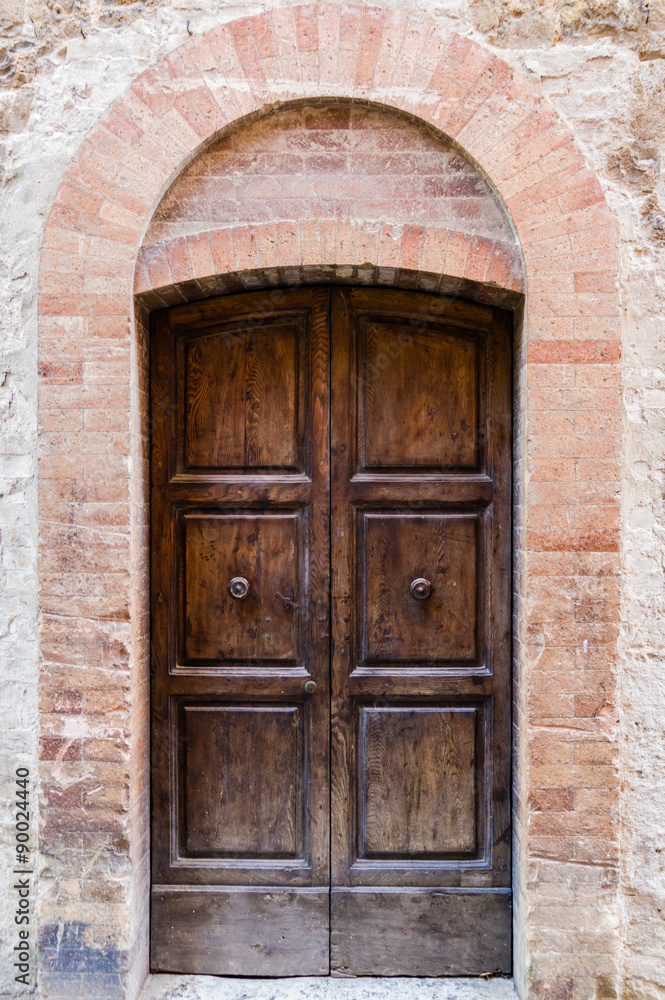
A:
[181, 321, 304, 473]
[180, 703, 303, 859]
[359, 706, 478, 859]
[180, 511, 302, 665]
[359, 319, 483, 472]
[361, 511, 481, 666]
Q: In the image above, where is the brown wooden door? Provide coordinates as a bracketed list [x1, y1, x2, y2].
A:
[150, 288, 331, 975]
[329, 288, 512, 974]
[150, 286, 512, 977]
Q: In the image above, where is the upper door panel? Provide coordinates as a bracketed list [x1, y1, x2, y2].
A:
[182, 322, 305, 473]
[162, 295, 317, 481]
[353, 300, 491, 477]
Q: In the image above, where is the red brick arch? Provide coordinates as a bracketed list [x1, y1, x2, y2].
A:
[134, 219, 526, 304]
[38, 7, 621, 1000]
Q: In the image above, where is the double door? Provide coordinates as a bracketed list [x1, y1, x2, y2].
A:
[150, 286, 512, 976]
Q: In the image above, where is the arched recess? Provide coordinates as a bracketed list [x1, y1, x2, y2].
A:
[134, 98, 525, 308]
[37, 8, 621, 1000]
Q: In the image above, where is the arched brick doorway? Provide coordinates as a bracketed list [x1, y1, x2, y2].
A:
[38, 9, 620, 999]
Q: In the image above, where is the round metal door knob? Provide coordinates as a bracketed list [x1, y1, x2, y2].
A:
[228, 577, 250, 600]
[304, 680, 317, 694]
[410, 577, 432, 601]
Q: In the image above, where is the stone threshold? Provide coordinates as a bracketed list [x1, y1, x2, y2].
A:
[139, 975, 517, 1000]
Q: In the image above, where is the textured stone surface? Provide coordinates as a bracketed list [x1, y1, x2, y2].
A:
[468, 0, 650, 48]
[0, 0, 663, 999]
[34, 9, 622, 995]
[139, 975, 518, 1000]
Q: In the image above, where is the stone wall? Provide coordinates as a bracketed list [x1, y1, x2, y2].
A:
[34, 11, 622, 992]
[0, 0, 663, 998]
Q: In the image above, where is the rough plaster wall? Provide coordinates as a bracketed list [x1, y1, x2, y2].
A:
[0, 0, 664, 997]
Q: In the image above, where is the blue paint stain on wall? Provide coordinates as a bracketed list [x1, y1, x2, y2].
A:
[40, 922, 126, 973]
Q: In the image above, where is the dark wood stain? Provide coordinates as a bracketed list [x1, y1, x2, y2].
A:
[183, 321, 302, 471]
[329, 287, 511, 971]
[330, 888, 512, 976]
[150, 285, 512, 977]
[362, 322, 479, 470]
[361, 706, 477, 857]
[151, 886, 329, 976]
[362, 512, 480, 664]
[181, 512, 300, 663]
[182, 704, 300, 857]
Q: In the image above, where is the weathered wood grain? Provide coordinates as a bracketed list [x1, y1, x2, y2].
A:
[182, 322, 302, 471]
[330, 287, 512, 970]
[182, 704, 301, 857]
[151, 285, 512, 976]
[150, 288, 331, 969]
[152, 886, 329, 975]
[330, 888, 511, 975]
[362, 322, 479, 470]
[362, 511, 481, 664]
[181, 512, 301, 663]
[360, 706, 477, 857]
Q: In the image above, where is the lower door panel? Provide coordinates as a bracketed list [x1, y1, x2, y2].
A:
[152, 886, 330, 976]
[330, 888, 511, 976]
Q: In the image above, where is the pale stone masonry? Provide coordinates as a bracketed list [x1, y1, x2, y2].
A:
[0, 0, 663, 998]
